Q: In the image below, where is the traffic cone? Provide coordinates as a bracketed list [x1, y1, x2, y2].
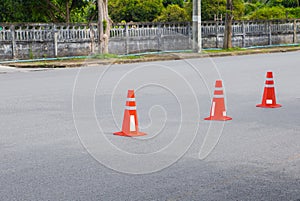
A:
[114, 89, 146, 137]
[256, 71, 281, 108]
[204, 80, 232, 121]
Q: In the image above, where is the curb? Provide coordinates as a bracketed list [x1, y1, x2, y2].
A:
[4, 46, 300, 68]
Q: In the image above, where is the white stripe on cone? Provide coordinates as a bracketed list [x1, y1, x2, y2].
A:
[127, 98, 136, 101]
[211, 102, 215, 116]
[125, 106, 137, 110]
[130, 115, 136, 131]
[266, 99, 273, 104]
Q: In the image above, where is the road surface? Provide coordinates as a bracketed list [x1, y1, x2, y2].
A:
[0, 52, 299, 200]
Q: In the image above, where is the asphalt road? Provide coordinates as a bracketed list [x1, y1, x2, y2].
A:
[0, 52, 299, 200]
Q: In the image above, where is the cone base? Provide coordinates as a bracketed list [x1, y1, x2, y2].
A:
[204, 116, 232, 121]
[113, 131, 146, 137]
[256, 103, 282, 108]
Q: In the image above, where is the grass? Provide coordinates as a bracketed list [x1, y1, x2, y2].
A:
[119, 55, 143, 59]
[92, 53, 119, 59]
[204, 47, 246, 53]
[8, 45, 300, 68]
[91, 53, 143, 60]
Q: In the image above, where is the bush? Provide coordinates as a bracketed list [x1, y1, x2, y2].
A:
[244, 2, 263, 16]
[286, 7, 300, 18]
[248, 6, 287, 20]
[108, 0, 164, 22]
[154, 4, 189, 22]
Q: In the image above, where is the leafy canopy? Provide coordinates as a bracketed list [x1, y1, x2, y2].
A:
[154, 4, 189, 22]
[108, 0, 163, 22]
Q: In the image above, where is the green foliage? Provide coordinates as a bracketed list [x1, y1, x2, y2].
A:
[232, 0, 246, 19]
[92, 53, 118, 59]
[29, 47, 34, 59]
[108, 0, 164, 22]
[201, 0, 244, 21]
[155, 4, 189, 22]
[265, 0, 299, 7]
[120, 55, 143, 59]
[1, 0, 300, 23]
[262, 0, 299, 8]
[244, 1, 263, 16]
[162, 0, 184, 7]
[267, 0, 284, 6]
[205, 47, 245, 53]
[0, 0, 91, 23]
[183, 0, 193, 21]
[0, 0, 43, 22]
[103, 20, 107, 32]
[243, 0, 300, 19]
[286, 7, 300, 18]
[201, 0, 226, 21]
[248, 6, 287, 19]
[282, 0, 299, 7]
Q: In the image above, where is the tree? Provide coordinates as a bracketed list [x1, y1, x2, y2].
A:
[98, 0, 111, 54]
[0, 0, 48, 22]
[108, 0, 164, 22]
[281, 0, 299, 7]
[183, 0, 193, 21]
[223, 0, 233, 49]
[201, 0, 226, 21]
[220, 0, 244, 49]
[248, 6, 287, 19]
[0, 0, 91, 23]
[201, 0, 244, 21]
[40, 0, 90, 23]
[155, 4, 189, 22]
[286, 7, 300, 18]
[162, 0, 184, 7]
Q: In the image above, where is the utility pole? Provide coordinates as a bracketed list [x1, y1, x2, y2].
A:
[98, 0, 103, 54]
[223, 0, 233, 49]
[192, 0, 201, 53]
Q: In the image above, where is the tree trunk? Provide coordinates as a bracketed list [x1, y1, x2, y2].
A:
[66, 0, 70, 23]
[103, 0, 111, 54]
[98, 0, 103, 54]
[223, 0, 233, 49]
[98, 0, 111, 54]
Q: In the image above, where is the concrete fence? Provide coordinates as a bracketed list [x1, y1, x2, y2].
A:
[0, 19, 299, 59]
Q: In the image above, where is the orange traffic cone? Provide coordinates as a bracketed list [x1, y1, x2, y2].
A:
[204, 80, 232, 121]
[256, 71, 281, 108]
[114, 89, 146, 137]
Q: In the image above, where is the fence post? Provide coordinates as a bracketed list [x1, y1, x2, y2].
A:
[242, 21, 246, 48]
[90, 24, 95, 54]
[188, 22, 192, 49]
[268, 21, 272, 45]
[10, 25, 16, 59]
[53, 24, 58, 57]
[215, 21, 219, 48]
[157, 23, 162, 51]
[293, 19, 297, 43]
[125, 24, 129, 54]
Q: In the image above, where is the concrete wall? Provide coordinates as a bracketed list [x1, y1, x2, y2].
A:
[109, 35, 191, 54]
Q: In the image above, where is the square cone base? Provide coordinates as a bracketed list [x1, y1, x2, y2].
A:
[256, 104, 282, 108]
[204, 116, 232, 121]
[113, 131, 146, 137]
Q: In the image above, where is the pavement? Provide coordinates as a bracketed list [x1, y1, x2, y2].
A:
[0, 65, 51, 73]
[0, 51, 299, 200]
